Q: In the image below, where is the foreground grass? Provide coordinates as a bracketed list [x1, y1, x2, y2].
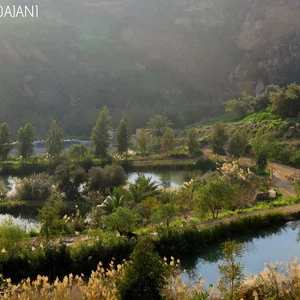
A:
[2, 248, 300, 299]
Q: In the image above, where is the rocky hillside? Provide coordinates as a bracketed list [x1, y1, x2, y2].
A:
[1, 0, 300, 136]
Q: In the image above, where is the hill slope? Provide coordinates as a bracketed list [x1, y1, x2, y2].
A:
[1, 0, 300, 136]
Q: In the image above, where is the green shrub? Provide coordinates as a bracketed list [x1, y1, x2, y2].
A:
[199, 137, 209, 147]
[15, 173, 54, 201]
[0, 218, 26, 254]
[105, 207, 141, 236]
[28, 229, 39, 237]
[88, 164, 127, 194]
[116, 238, 168, 300]
[67, 144, 89, 161]
[168, 149, 189, 158]
[290, 151, 300, 167]
[195, 158, 216, 172]
[37, 196, 65, 241]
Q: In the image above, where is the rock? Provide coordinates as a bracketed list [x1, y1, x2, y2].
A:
[255, 80, 265, 96]
[268, 190, 277, 199]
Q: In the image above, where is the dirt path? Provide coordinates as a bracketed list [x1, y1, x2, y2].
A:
[203, 148, 298, 197]
[239, 158, 298, 197]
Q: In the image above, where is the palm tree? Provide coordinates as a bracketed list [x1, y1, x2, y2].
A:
[99, 187, 127, 215]
[129, 174, 160, 203]
[146, 115, 173, 137]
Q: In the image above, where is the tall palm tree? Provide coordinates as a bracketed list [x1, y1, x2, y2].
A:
[146, 115, 173, 137]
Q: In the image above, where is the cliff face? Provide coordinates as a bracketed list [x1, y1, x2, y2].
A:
[0, 0, 299, 134]
[234, 0, 300, 94]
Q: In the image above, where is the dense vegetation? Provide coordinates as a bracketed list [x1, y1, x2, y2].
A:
[0, 78, 300, 299]
[0, 213, 299, 299]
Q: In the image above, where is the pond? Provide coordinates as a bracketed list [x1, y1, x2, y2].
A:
[0, 171, 192, 229]
[180, 221, 300, 286]
[1, 170, 196, 197]
[0, 214, 40, 233]
[128, 171, 192, 188]
[10, 139, 92, 156]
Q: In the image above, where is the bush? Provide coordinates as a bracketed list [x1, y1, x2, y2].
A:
[103, 164, 127, 191]
[0, 218, 26, 255]
[67, 144, 89, 161]
[290, 151, 300, 167]
[88, 164, 127, 194]
[55, 164, 87, 200]
[37, 195, 65, 241]
[105, 207, 141, 236]
[148, 136, 161, 154]
[195, 158, 216, 172]
[28, 229, 39, 237]
[168, 149, 189, 158]
[116, 238, 168, 300]
[199, 137, 209, 148]
[15, 173, 54, 201]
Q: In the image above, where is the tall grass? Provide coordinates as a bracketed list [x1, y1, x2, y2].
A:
[3, 255, 300, 299]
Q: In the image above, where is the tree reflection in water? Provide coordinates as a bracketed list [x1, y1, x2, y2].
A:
[180, 222, 287, 277]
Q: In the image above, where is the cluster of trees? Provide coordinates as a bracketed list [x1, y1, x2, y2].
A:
[91, 107, 133, 157]
[208, 120, 300, 171]
[14, 164, 127, 203]
[136, 115, 201, 155]
[0, 105, 206, 162]
[209, 122, 248, 158]
[0, 106, 202, 161]
[0, 121, 65, 161]
[136, 115, 174, 155]
[225, 83, 300, 120]
[0, 106, 133, 161]
[92, 108, 200, 157]
[24, 158, 262, 242]
[81, 161, 261, 241]
[208, 121, 280, 172]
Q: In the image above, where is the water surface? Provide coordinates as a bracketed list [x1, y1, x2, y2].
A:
[0, 214, 40, 232]
[181, 221, 300, 286]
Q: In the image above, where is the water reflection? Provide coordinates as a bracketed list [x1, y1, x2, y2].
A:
[180, 222, 298, 286]
[0, 175, 18, 197]
[0, 214, 40, 232]
[1, 171, 193, 197]
[128, 171, 196, 188]
[10, 139, 92, 156]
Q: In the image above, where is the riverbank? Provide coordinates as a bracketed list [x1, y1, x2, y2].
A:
[2, 209, 299, 284]
[0, 200, 92, 218]
[124, 156, 215, 172]
[197, 201, 300, 229]
[0, 154, 215, 177]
